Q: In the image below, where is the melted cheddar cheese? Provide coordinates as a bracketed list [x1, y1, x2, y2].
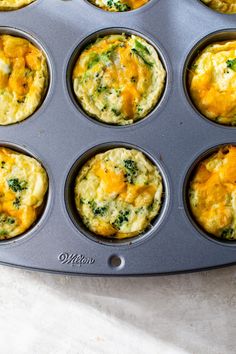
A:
[73, 34, 166, 125]
[88, 0, 149, 11]
[189, 145, 236, 240]
[201, 0, 236, 13]
[75, 148, 163, 239]
[0, 147, 48, 239]
[0, 34, 48, 125]
[188, 41, 236, 125]
[0, 0, 35, 11]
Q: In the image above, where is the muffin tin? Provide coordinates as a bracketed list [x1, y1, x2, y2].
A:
[0, 0, 236, 275]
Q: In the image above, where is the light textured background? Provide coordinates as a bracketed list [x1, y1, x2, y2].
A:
[0, 265, 235, 354]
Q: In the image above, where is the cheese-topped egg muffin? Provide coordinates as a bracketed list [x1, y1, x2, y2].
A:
[0, 147, 48, 239]
[73, 34, 166, 125]
[201, 0, 236, 13]
[75, 148, 163, 239]
[0, 0, 35, 11]
[188, 40, 236, 125]
[88, 0, 149, 11]
[0, 34, 48, 125]
[189, 145, 236, 240]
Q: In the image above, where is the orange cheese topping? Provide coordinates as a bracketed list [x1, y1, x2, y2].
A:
[93, 163, 126, 194]
[0, 35, 42, 98]
[201, 0, 236, 14]
[0, 34, 48, 125]
[189, 146, 236, 238]
[0, 147, 48, 239]
[126, 0, 149, 8]
[75, 148, 163, 239]
[120, 184, 156, 206]
[0, 0, 35, 11]
[73, 37, 150, 119]
[188, 41, 236, 125]
[93, 161, 156, 205]
[72, 33, 162, 125]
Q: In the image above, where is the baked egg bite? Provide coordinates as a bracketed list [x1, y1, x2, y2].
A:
[189, 145, 236, 240]
[74, 148, 163, 239]
[72, 34, 166, 125]
[0, 147, 48, 240]
[201, 0, 236, 13]
[0, 34, 48, 125]
[188, 40, 236, 125]
[88, 0, 149, 11]
[0, 0, 35, 11]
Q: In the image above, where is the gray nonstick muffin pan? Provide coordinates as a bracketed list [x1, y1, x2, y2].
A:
[0, 0, 236, 276]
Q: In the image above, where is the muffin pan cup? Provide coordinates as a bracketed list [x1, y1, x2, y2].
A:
[0, 25, 52, 125]
[0, 0, 236, 275]
[66, 27, 170, 127]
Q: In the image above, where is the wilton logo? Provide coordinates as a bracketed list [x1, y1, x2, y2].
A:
[58, 253, 95, 266]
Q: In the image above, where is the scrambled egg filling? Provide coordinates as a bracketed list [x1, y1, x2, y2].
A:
[73, 34, 166, 125]
[188, 41, 236, 125]
[0, 147, 48, 239]
[189, 145, 236, 240]
[0, 34, 48, 125]
[75, 148, 163, 239]
[201, 0, 236, 13]
[88, 0, 149, 11]
[0, 0, 35, 10]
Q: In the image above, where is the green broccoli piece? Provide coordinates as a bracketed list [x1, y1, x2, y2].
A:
[123, 159, 138, 184]
[7, 178, 28, 193]
[226, 58, 236, 72]
[113, 210, 130, 229]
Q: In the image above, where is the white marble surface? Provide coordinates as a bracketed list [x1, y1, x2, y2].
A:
[0, 265, 235, 354]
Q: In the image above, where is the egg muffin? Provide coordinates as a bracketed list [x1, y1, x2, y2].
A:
[0, 34, 48, 125]
[189, 145, 236, 240]
[72, 34, 166, 125]
[88, 0, 149, 11]
[75, 148, 163, 239]
[201, 0, 236, 13]
[0, 147, 48, 240]
[0, 0, 35, 11]
[188, 40, 236, 125]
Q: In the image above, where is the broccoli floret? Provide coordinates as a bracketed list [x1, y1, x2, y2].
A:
[13, 197, 21, 209]
[226, 58, 236, 72]
[221, 228, 235, 240]
[123, 159, 138, 184]
[106, 0, 130, 11]
[131, 40, 153, 67]
[7, 178, 28, 193]
[112, 210, 130, 229]
[88, 200, 108, 216]
[87, 53, 100, 70]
